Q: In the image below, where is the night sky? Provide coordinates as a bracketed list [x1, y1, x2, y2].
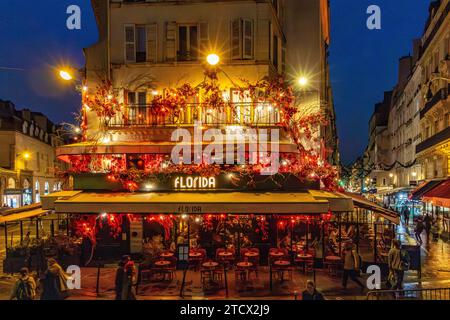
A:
[0, 0, 431, 164]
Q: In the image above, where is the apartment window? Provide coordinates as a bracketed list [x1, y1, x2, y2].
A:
[136, 26, 147, 62]
[178, 25, 198, 61]
[124, 24, 158, 63]
[231, 19, 254, 60]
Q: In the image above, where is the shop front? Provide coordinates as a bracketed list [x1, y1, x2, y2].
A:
[3, 189, 23, 208]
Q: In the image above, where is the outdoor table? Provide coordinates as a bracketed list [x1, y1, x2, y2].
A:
[269, 252, 285, 257]
[296, 254, 313, 273]
[202, 261, 219, 268]
[160, 252, 174, 258]
[244, 252, 259, 257]
[155, 260, 171, 267]
[274, 260, 290, 266]
[218, 252, 233, 257]
[189, 252, 202, 258]
[237, 262, 253, 268]
[235, 262, 254, 282]
[325, 256, 341, 278]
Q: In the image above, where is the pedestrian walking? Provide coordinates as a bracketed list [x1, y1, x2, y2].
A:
[40, 258, 70, 300]
[10, 268, 36, 300]
[424, 214, 432, 240]
[121, 260, 137, 300]
[115, 255, 130, 300]
[341, 243, 365, 292]
[387, 240, 408, 290]
[302, 280, 325, 300]
[414, 218, 424, 245]
[403, 208, 410, 226]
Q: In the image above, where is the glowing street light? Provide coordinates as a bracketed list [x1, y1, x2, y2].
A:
[298, 77, 308, 87]
[206, 53, 220, 66]
[59, 70, 73, 81]
[23, 152, 31, 160]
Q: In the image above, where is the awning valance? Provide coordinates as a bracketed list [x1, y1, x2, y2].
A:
[410, 179, 445, 201]
[422, 179, 450, 208]
[336, 192, 400, 225]
[50, 190, 353, 215]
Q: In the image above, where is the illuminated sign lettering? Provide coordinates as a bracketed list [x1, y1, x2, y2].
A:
[174, 176, 216, 189]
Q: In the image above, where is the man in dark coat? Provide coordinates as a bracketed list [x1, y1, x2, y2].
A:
[115, 255, 130, 300]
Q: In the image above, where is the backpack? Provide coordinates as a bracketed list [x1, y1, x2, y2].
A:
[16, 278, 33, 300]
[400, 249, 410, 271]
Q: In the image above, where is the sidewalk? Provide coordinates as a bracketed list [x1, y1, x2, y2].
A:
[398, 221, 450, 289]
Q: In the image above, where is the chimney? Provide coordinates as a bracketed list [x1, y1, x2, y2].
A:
[398, 56, 412, 86]
[412, 39, 421, 64]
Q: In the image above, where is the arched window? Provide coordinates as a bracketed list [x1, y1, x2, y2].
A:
[23, 179, 30, 189]
[44, 182, 49, 195]
[7, 178, 16, 189]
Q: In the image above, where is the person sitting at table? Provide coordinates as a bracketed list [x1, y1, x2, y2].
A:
[302, 280, 325, 300]
[278, 234, 291, 249]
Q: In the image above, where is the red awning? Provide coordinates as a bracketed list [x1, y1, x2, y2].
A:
[422, 179, 450, 208]
[336, 192, 400, 224]
[409, 179, 445, 200]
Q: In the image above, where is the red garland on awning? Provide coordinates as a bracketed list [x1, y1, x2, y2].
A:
[422, 179, 450, 208]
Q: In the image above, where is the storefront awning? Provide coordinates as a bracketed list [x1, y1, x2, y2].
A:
[378, 187, 413, 196]
[410, 179, 445, 200]
[51, 190, 353, 215]
[336, 192, 400, 224]
[422, 179, 450, 208]
[0, 208, 50, 224]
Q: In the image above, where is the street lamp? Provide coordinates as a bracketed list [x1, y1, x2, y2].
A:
[206, 53, 220, 66]
[23, 152, 31, 160]
[59, 70, 73, 81]
[298, 77, 308, 87]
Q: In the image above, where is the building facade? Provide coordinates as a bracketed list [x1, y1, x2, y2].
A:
[49, 0, 344, 257]
[0, 100, 65, 208]
[416, 0, 450, 180]
[359, 0, 449, 196]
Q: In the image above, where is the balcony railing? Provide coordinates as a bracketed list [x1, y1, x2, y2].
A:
[416, 126, 450, 154]
[107, 102, 282, 128]
[421, 84, 449, 119]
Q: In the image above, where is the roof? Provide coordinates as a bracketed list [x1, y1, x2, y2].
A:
[422, 179, 450, 208]
[48, 190, 354, 215]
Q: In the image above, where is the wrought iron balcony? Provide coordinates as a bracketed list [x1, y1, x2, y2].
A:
[421, 84, 449, 119]
[107, 102, 282, 128]
[416, 126, 450, 154]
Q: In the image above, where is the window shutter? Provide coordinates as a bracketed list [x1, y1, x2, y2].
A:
[124, 24, 136, 63]
[146, 23, 158, 63]
[165, 22, 177, 62]
[243, 19, 254, 60]
[199, 22, 209, 58]
[231, 19, 242, 60]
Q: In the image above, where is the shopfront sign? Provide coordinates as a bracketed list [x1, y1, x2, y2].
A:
[174, 176, 216, 190]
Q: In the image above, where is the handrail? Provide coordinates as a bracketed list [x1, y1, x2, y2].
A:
[367, 287, 450, 300]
